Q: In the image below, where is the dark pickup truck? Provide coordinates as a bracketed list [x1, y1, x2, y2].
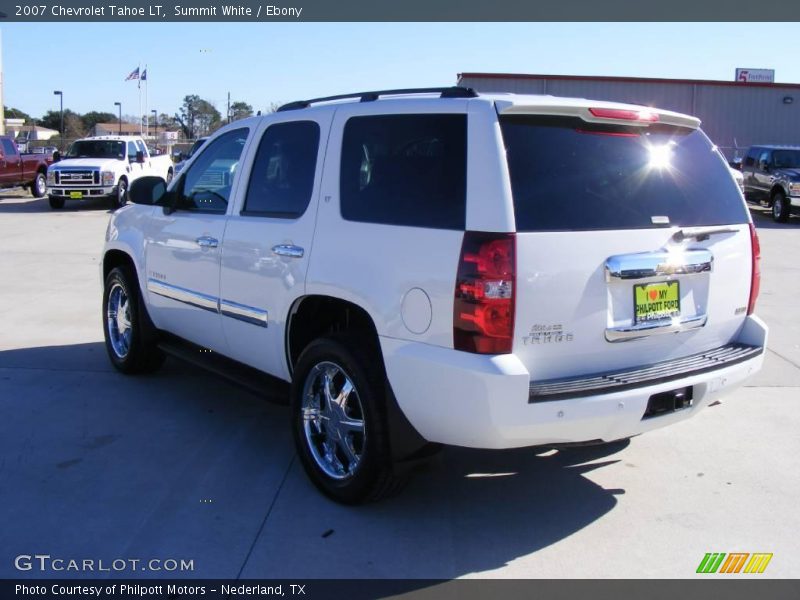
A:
[0, 135, 55, 198]
[741, 144, 800, 222]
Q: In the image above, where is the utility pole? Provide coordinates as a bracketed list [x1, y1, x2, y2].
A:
[114, 102, 121, 135]
[227, 92, 231, 125]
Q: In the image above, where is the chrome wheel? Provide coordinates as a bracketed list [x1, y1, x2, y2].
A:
[301, 361, 366, 480]
[106, 282, 132, 359]
[34, 173, 47, 197]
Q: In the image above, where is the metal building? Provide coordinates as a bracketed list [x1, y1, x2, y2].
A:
[457, 72, 800, 159]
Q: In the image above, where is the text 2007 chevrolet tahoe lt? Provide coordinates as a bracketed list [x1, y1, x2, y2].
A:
[101, 88, 766, 503]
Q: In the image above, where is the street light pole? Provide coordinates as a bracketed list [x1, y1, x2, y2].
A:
[114, 102, 121, 135]
[151, 109, 158, 150]
[53, 90, 63, 148]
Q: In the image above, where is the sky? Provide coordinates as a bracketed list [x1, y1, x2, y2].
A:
[3, 22, 799, 120]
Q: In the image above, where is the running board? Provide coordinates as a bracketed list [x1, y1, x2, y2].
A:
[157, 334, 290, 404]
[529, 343, 762, 402]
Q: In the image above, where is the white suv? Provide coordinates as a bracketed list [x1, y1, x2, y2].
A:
[101, 88, 766, 503]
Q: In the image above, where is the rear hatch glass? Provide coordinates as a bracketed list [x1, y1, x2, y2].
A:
[499, 114, 752, 382]
[501, 115, 748, 232]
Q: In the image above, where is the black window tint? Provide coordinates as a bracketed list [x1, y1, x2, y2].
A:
[500, 115, 749, 232]
[127, 141, 138, 159]
[179, 128, 248, 213]
[744, 148, 758, 167]
[243, 121, 320, 218]
[1, 138, 16, 155]
[340, 114, 466, 229]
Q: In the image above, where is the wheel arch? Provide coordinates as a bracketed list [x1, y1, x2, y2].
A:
[286, 294, 432, 461]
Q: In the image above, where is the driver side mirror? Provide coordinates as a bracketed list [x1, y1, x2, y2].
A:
[129, 176, 169, 207]
[52, 151, 61, 163]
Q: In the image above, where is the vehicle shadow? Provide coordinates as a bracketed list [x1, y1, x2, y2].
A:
[749, 206, 798, 229]
[0, 192, 112, 213]
[0, 341, 628, 580]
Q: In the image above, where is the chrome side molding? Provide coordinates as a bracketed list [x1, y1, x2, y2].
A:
[606, 249, 713, 282]
[220, 299, 268, 328]
[605, 314, 707, 342]
[147, 279, 219, 313]
[147, 279, 268, 327]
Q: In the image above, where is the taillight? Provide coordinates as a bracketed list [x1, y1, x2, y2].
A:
[748, 223, 761, 315]
[454, 232, 516, 354]
[588, 107, 659, 122]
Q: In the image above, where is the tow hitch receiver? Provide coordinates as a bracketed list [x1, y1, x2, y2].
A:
[643, 386, 693, 420]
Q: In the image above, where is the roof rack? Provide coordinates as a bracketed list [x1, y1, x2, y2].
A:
[277, 87, 478, 112]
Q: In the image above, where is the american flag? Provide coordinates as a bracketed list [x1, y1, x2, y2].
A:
[125, 67, 140, 81]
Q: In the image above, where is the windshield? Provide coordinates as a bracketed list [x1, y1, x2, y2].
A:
[65, 140, 125, 160]
[771, 150, 800, 169]
[500, 115, 749, 231]
[187, 139, 206, 159]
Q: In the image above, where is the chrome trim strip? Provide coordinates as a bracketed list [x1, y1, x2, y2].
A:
[605, 249, 713, 282]
[220, 299, 268, 328]
[146, 279, 219, 313]
[605, 314, 708, 343]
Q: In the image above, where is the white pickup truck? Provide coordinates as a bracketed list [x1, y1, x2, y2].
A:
[47, 135, 174, 209]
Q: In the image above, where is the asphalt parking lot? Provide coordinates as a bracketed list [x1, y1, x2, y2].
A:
[1, 191, 798, 580]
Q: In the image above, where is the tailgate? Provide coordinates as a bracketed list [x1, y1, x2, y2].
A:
[499, 111, 754, 381]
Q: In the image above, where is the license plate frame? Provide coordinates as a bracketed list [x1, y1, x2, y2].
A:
[633, 281, 681, 324]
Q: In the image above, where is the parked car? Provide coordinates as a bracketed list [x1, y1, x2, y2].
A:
[730, 165, 745, 193]
[30, 145, 58, 155]
[46, 135, 174, 210]
[0, 135, 54, 197]
[102, 88, 766, 503]
[741, 144, 800, 222]
[174, 137, 208, 174]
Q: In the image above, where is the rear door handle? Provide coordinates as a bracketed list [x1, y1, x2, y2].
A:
[196, 236, 218, 248]
[272, 244, 304, 258]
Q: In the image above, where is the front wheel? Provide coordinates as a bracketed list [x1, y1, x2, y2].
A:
[110, 178, 128, 209]
[102, 266, 165, 374]
[291, 336, 402, 504]
[772, 191, 790, 222]
[31, 172, 47, 198]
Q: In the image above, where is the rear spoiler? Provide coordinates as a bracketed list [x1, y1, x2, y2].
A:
[496, 101, 700, 130]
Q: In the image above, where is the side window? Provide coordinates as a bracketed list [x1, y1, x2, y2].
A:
[340, 114, 467, 230]
[127, 141, 138, 161]
[758, 150, 771, 169]
[242, 121, 320, 218]
[135, 140, 147, 156]
[1, 138, 17, 155]
[177, 128, 249, 213]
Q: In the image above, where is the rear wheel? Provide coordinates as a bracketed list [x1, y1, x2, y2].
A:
[291, 335, 403, 504]
[102, 266, 165, 374]
[48, 196, 64, 209]
[31, 172, 47, 198]
[772, 191, 790, 222]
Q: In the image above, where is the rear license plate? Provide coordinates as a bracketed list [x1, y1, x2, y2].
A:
[69, 191, 83, 199]
[634, 281, 680, 323]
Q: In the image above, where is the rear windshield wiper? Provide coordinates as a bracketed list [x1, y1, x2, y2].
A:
[671, 226, 739, 243]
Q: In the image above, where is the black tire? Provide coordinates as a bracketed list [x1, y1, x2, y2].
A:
[48, 196, 64, 209]
[291, 335, 404, 504]
[772, 191, 790, 222]
[102, 266, 165, 374]
[31, 172, 47, 198]
[110, 177, 128, 209]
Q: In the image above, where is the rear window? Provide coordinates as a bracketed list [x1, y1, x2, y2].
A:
[500, 115, 748, 232]
[340, 114, 466, 230]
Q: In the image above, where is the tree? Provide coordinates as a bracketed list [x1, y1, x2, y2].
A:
[39, 109, 83, 136]
[174, 95, 222, 139]
[229, 101, 253, 121]
[4, 106, 31, 121]
[81, 111, 117, 131]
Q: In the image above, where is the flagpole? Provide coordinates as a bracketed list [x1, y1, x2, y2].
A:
[145, 65, 149, 140]
[138, 63, 142, 136]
